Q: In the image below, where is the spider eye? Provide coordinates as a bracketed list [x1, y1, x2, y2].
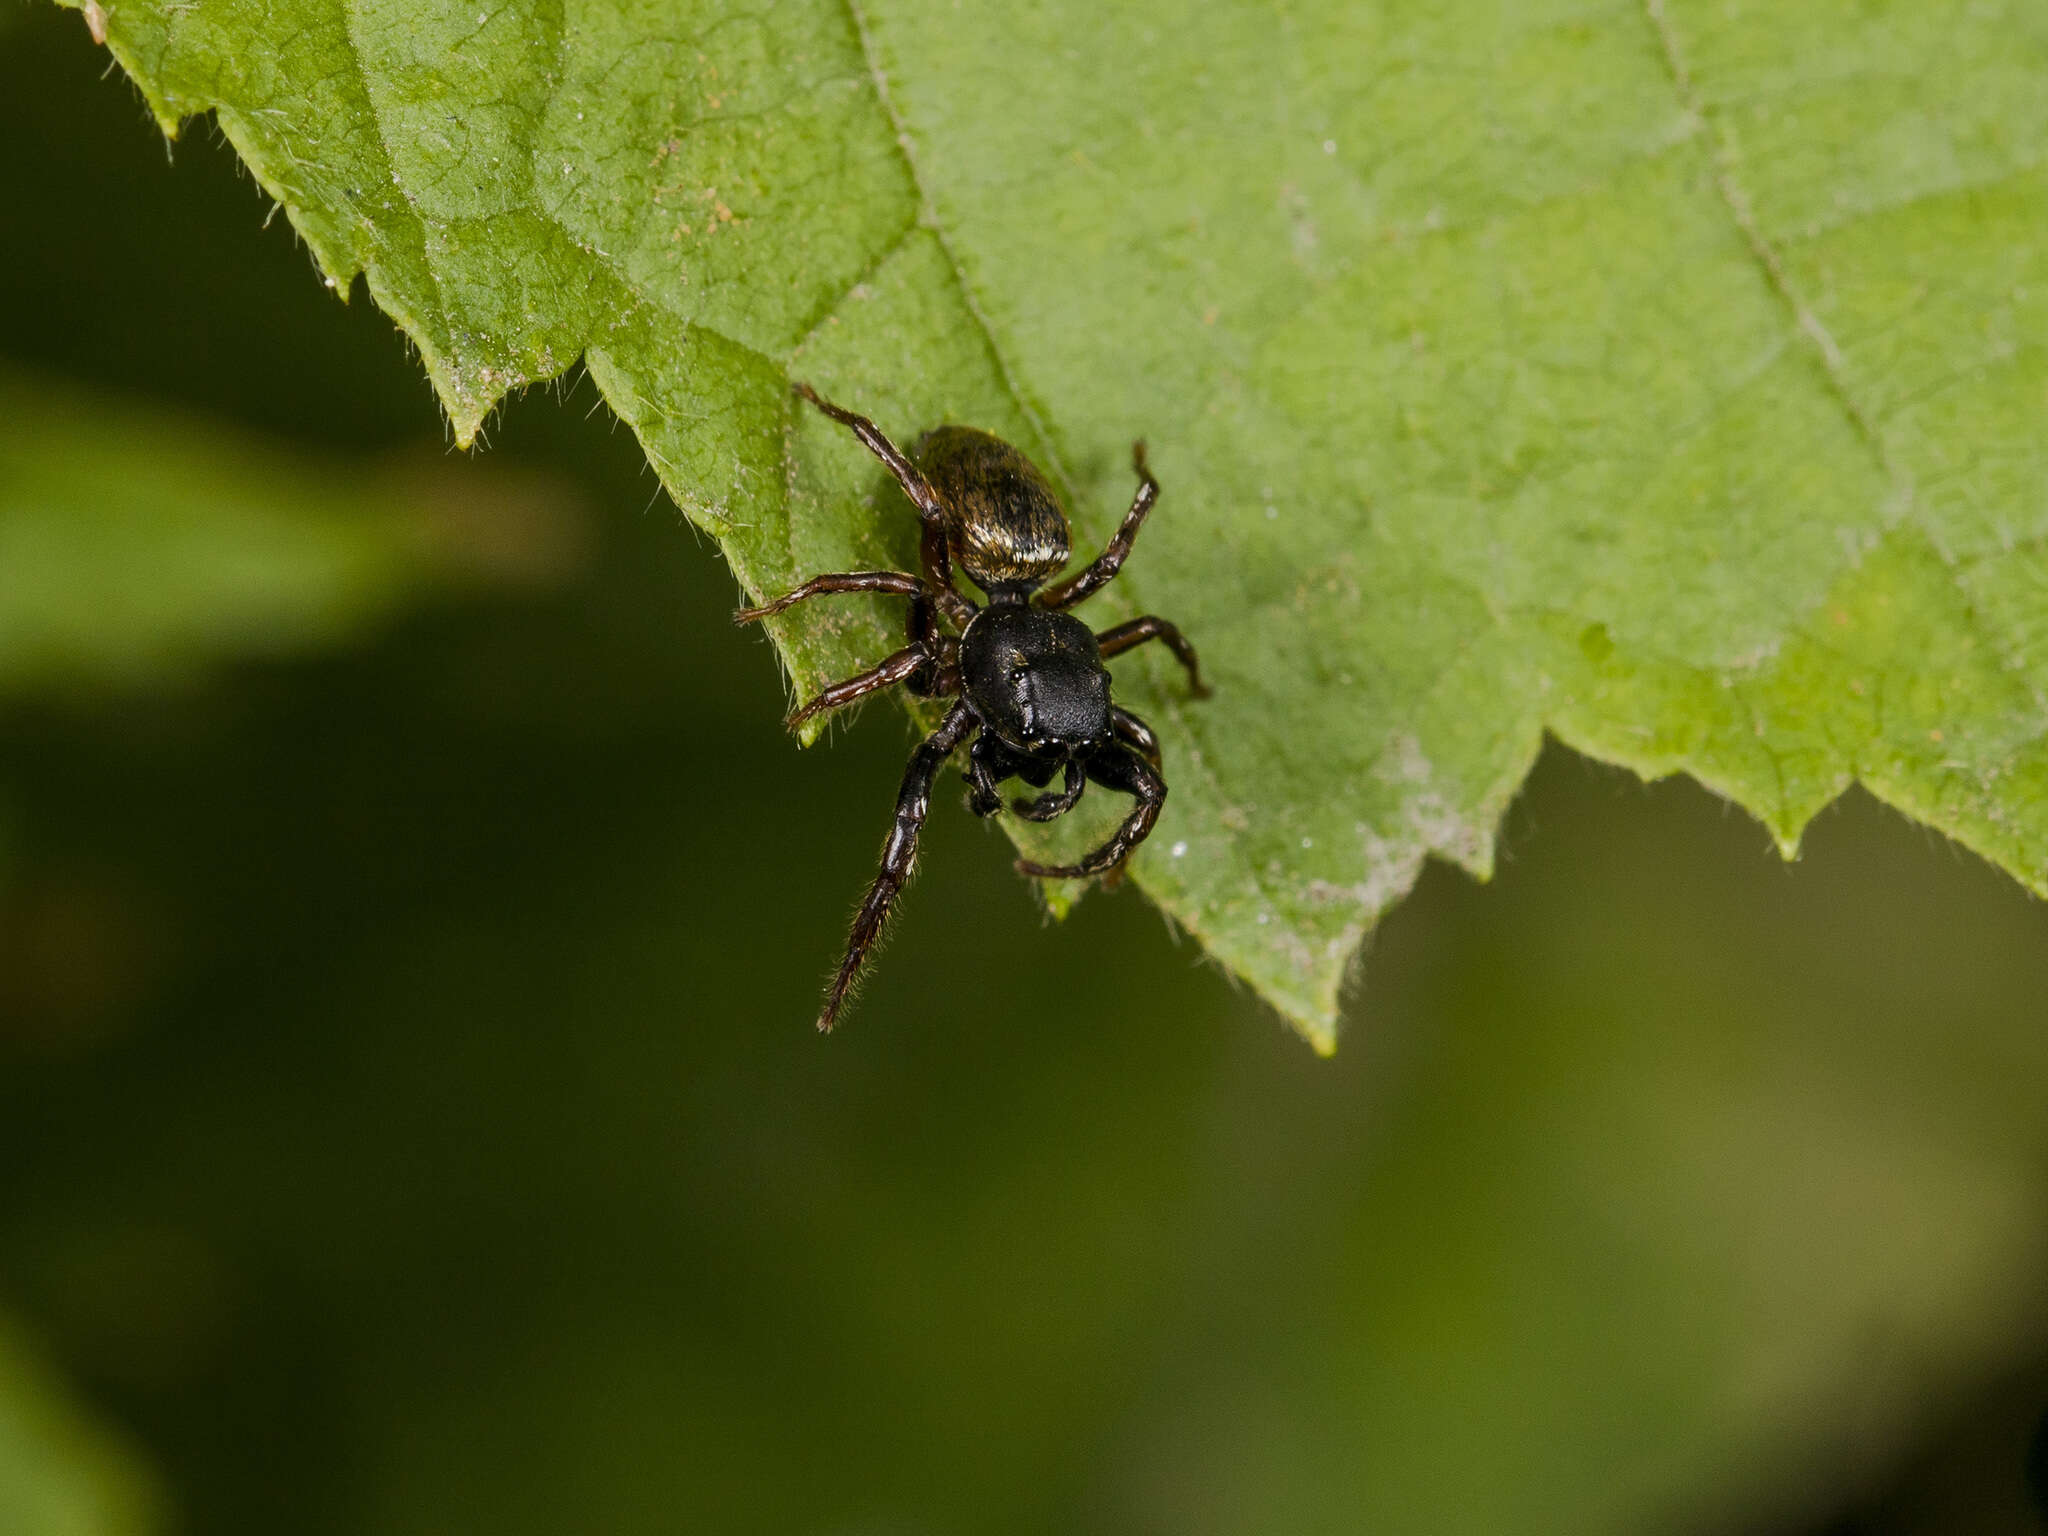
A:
[1008, 667, 1029, 687]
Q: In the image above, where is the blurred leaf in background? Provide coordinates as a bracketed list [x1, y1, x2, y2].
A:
[0, 1310, 159, 1536]
[0, 368, 586, 697]
[0, 367, 584, 1054]
[0, 6, 546, 1035]
[5, 5, 2048, 1536]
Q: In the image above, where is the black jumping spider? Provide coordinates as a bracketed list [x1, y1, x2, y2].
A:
[740, 382, 1211, 1029]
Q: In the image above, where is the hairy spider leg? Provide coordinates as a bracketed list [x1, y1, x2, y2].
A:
[1112, 707, 1162, 771]
[734, 571, 924, 625]
[793, 382, 978, 630]
[1096, 615, 1211, 698]
[1038, 439, 1159, 610]
[821, 701, 977, 1030]
[786, 645, 931, 731]
[1015, 742, 1166, 880]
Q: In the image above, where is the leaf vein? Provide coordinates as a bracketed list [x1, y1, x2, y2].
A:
[1641, 0, 1913, 512]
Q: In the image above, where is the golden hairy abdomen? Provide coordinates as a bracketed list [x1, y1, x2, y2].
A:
[915, 425, 1071, 592]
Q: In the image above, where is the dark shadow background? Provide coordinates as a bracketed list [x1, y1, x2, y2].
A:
[4, 6, 2048, 1532]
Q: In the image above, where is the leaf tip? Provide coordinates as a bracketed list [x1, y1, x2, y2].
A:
[1034, 878, 1083, 923]
[1286, 1005, 1341, 1057]
[442, 395, 492, 452]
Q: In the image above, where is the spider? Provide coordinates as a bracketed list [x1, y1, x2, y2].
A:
[738, 382, 1211, 1029]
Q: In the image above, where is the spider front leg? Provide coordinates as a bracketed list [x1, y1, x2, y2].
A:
[1014, 740, 1165, 880]
[821, 702, 977, 1030]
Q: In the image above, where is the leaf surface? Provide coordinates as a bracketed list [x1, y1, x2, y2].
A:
[56, 0, 2048, 1044]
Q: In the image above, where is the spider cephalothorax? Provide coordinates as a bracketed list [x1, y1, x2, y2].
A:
[738, 383, 1210, 1029]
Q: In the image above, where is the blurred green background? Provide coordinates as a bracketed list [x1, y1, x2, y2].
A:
[5, 5, 2048, 1532]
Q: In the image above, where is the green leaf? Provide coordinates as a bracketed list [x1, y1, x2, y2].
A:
[0, 1311, 160, 1536]
[0, 367, 582, 695]
[53, 0, 2048, 1046]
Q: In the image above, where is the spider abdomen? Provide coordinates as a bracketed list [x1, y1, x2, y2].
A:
[915, 425, 1071, 594]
